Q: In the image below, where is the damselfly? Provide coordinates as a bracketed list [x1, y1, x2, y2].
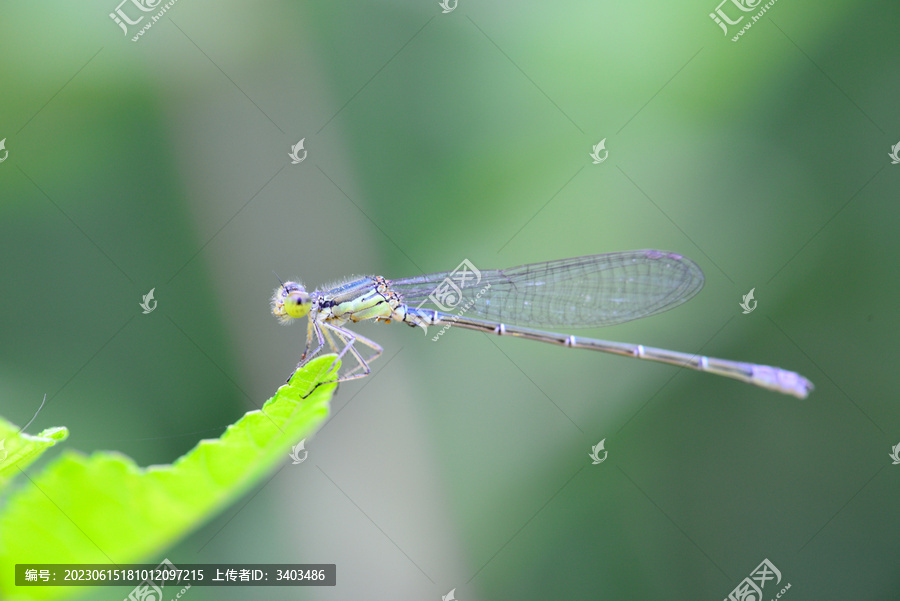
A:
[272, 251, 813, 398]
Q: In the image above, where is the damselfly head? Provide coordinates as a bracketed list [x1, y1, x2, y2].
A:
[272, 281, 311, 323]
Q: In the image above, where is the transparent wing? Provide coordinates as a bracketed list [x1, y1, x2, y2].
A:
[389, 250, 704, 329]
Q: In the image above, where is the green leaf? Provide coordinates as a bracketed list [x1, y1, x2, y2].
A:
[0, 356, 338, 601]
[0, 422, 69, 492]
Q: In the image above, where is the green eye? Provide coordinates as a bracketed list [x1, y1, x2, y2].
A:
[272, 281, 311, 323]
[285, 291, 311, 318]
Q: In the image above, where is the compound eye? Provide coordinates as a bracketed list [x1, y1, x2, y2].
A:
[285, 290, 311, 318]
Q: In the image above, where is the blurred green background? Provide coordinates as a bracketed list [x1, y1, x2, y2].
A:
[1, 0, 898, 599]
